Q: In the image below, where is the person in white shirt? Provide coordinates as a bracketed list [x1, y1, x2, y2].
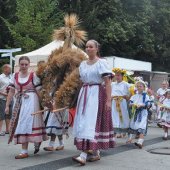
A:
[0, 64, 12, 136]
[72, 40, 115, 165]
[128, 81, 150, 149]
[156, 80, 169, 122]
[159, 89, 170, 140]
[111, 68, 131, 139]
[157, 80, 169, 102]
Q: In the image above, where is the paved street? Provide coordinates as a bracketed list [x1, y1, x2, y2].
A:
[0, 126, 170, 170]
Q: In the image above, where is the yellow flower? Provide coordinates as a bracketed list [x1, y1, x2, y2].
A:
[112, 68, 127, 74]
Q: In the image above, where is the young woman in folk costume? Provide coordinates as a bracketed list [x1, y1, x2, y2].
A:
[128, 81, 151, 149]
[156, 80, 169, 123]
[111, 68, 131, 139]
[158, 89, 170, 140]
[5, 56, 48, 159]
[72, 40, 115, 166]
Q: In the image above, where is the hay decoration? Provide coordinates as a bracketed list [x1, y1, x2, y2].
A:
[36, 62, 47, 79]
[48, 48, 86, 74]
[55, 68, 82, 108]
[53, 14, 87, 49]
[36, 14, 87, 109]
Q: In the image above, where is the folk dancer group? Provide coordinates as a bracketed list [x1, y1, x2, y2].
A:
[1, 40, 170, 166]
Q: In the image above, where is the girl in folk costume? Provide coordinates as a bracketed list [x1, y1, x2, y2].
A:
[72, 40, 115, 166]
[43, 109, 69, 151]
[5, 56, 48, 159]
[128, 81, 150, 149]
[159, 89, 170, 140]
[156, 80, 169, 121]
[111, 68, 131, 138]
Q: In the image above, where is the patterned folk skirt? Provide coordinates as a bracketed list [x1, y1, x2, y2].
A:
[160, 111, 170, 128]
[74, 85, 115, 151]
[14, 114, 48, 144]
[9, 92, 48, 144]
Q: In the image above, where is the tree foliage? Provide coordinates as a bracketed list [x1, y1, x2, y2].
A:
[0, 0, 16, 48]
[1, 0, 63, 52]
[0, 0, 170, 71]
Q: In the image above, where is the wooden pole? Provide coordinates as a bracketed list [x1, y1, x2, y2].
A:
[31, 106, 68, 116]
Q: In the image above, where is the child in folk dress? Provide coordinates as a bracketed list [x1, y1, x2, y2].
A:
[111, 68, 131, 138]
[156, 80, 169, 122]
[128, 81, 150, 149]
[159, 89, 170, 140]
[43, 109, 69, 151]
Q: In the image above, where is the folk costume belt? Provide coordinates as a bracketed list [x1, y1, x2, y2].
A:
[78, 83, 101, 115]
[15, 89, 36, 99]
[111, 96, 126, 122]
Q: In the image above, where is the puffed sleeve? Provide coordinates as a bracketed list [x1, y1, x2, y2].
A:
[125, 82, 132, 95]
[8, 73, 15, 89]
[98, 59, 113, 77]
[79, 61, 85, 81]
[33, 73, 42, 90]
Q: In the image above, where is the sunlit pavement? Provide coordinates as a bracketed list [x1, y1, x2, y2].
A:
[0, 125, 170, 170]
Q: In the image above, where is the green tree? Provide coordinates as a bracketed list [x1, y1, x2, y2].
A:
[63, 0, 154, 57]
[149, 0, 170, 71]
[2, 0, 63, 52]
[66, 0, 170, 71]
[1, 0, 170, 71]
[0, 0, 16, 48]
[60, 0, 134, 55]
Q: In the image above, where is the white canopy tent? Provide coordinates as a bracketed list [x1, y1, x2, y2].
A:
[14, 40, 86, 72]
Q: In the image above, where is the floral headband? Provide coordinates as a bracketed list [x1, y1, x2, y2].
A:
[135, 80, 147, 89]
[112, 68, 126, 74]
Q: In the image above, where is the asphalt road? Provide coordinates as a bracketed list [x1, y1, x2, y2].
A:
[0, 126, 170, 170]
